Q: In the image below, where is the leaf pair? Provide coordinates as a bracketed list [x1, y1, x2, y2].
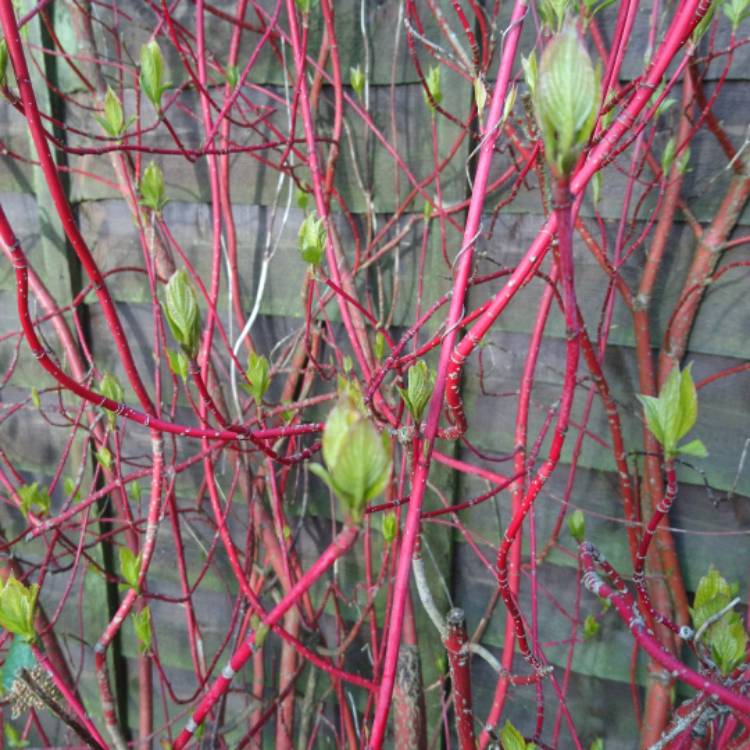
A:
[636, 364, 707, 459]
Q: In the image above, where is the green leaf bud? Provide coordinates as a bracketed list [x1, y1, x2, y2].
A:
[350, 65, 365, 98]
[398, 360, 435, 423]
[119, 546, 142, 591]
[533, 23, 599, 176]
[163, 269, 201, 358]
[140, 41, 170, 111]
[309, 383, 392, 523]
[139, 162, 168, 213]
[96, 86, 126, 138]
[424, 65, 442, 110]
[242, 352, 271, 407]
[381, 511, 398, 543]
[298, 214, 326, 266]
[567, 508, 586, 543]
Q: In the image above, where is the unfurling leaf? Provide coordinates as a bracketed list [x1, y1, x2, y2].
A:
[139, 162, 168, 213]
[533, 23, 599, 176]
[309, 382, 391, 523]
[567, 509, 586, 543]
[140, 41, 170, 110]
[242, 352, 271, 406]
[163, 269, 201, 358]
[499, 720, 530, 750]
[298, 214, 326, 266]
[398, 360, 435, 423]
[119, 547, 142, 591]
[133, 606, 152, 653]
[17, 483, 51, 519]
[0, 577, 39, 642]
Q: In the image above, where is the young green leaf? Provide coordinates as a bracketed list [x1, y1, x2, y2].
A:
[95, 446, 113, 472]
[690, 566, 735, 630]
[381, 512, 398, 543]
[398, 360, 435, 423]
[133, 606, 152, 653]
[583, 614, 600, 640]
[309, 382, 392, 523]
[350, 65, 365, 98]
[298, 214, 326, 266]
[499, 720, 529, 750]
[119, 546, 142, 591]
[374, 330, 386, 361]
[140, 41, 170, 110]
[166, 347, 189, 382]
[17, 482, 51, 519]
[0, 576, 39, 642]
[163, 269, 201, 358]
[295, 186, 310, 210]
[225, 64, 239, 89]
[567, 509, 586, 543]
[0, 39, 8, 88]
[709, 617, 747, 675]
[99, 372, 124, 428]
[139, 162, 168, 213]
[538, 0, 569, 30]
[4, 722, 30, 749]
[724, 0, 750, 30]
[242, 352, 271, 406]
[637, 364, 705, 458]
[63, 476, 81, 503]
[95, 86, 126, 138]
[533, 23, 599, 176]
[661, 137, 676, 175]
[424, 65, 442, 110]
[30, 387, 40, 409]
